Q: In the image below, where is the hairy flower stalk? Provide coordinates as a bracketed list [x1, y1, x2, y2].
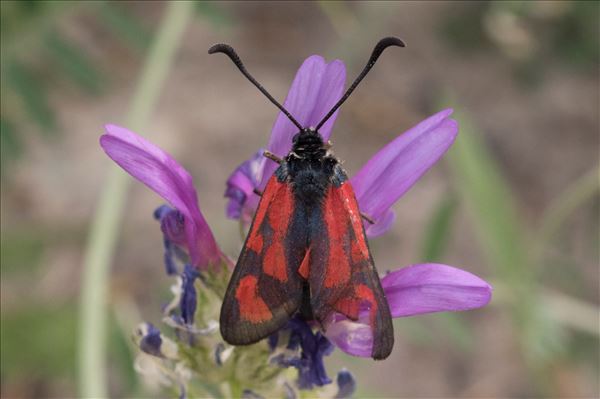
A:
[101, 53, 491, 397]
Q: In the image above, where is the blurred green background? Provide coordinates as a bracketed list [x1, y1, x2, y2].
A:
[1, 1, 598, 398]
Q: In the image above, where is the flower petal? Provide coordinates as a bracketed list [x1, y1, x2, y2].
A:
[100, 125, 220, 268]
[381, 263, 492, 317]
[364, 209, 396, 238]
[260, 56, 346, 188]
[351, 109, 458, 236]
[324, 319, 373, 358]
[180, 264, 199, 325]
[224, 148, 266, 222]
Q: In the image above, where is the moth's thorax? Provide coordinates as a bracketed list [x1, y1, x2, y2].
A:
[280, 129, 339, 204]
[288, 128, 328, 160]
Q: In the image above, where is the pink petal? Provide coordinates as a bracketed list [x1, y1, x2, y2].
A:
[260, 56, 346, 188]
[351, 109, 458, 236]
[324, 319, 373, 358]
[100, 125, 220, 268]
[382, 263, 492, 317]
[224, 149, 265, 222]
[365, 209, 396, 238]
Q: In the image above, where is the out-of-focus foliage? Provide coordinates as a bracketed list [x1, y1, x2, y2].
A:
[441, 1, 599, 84]
[1, 1, 598, 398]
[0, 1, 148, 173]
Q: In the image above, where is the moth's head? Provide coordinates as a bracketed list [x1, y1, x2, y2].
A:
[292, 128, 323, 148]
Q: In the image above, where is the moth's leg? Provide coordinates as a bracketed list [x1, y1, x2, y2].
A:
[263, 150, 282, 164]
[361, 212, 375, 224]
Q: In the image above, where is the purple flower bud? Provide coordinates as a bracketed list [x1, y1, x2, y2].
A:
[335, 369, 356, 399]
[242, 390, 264, 399]
[154, 205, 188, 275]
[224, 149, 266, 223]
[138, 322, 163, 357]
[160, 208, 186, 246]
[180, 264, 199, 325]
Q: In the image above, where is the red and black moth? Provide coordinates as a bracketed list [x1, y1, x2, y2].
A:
[210, 37, 405, 360]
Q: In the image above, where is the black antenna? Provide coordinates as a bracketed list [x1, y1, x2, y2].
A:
[315, 37, 405, 131]
[208, 44, 304, 132]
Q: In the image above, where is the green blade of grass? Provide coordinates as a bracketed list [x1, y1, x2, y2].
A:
[420, 196, 457, 262]
[0, 118, 22, 166]
[45, 31, 105, 95]
[4, 60, 57, 133]
[419, 195, 473, 351]
[99, 2, 151, 52]
[446, 106, 563, 368]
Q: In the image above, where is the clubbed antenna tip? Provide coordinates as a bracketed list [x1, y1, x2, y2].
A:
[208, 43, 304, 131]
[315, 37, 406, 131]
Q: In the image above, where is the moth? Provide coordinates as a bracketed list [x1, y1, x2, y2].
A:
[210, 37, 405, 360]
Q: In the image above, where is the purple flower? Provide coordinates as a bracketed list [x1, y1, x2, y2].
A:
[224, 56, 346, 219]
[261, 56, 346, 190]
[220, 55, 491, 358]
[324, 263, 492, 357]
[224, 58, 457, 238]
[101, 49, 492, 388]
[100, 124, 221, 270]
[351, 109, 458, 237]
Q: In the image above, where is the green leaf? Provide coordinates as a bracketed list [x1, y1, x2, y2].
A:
[45, 31, 105, 95]
[420, 196, 457, 262]
[99, 2, 151, 51]
[0, 118, 22, 166]
[5, 60, 57, 133]
[0, 229, 45, 275]
[446, 106, 564, 367]
[195, 1, 233, 28]
[418, 195, 473, 351]
[1, 305, 77, 380]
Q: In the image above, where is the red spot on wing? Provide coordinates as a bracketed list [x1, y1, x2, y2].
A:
[356, 284, 376, 305]
[235, 275, 272, 323]
[298, 248, 311, 279]
[323, 186, 351, 288]
[333, 297, 360, 320]
[264, 241, 286, 281]
[341, 183, 369, 261]
[246, 176, 282, 254]
[262, 182, 294, 282]
[247, 233, 263, 253]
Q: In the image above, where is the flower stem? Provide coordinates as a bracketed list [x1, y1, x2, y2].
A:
[77, 2, 194, 397]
